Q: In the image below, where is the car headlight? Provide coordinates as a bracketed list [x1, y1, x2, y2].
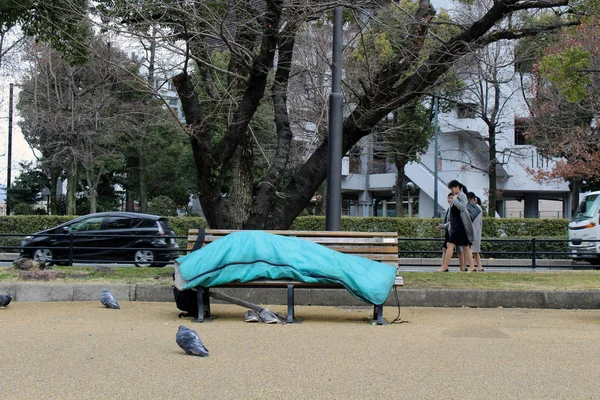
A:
[23, 236, 32, 241]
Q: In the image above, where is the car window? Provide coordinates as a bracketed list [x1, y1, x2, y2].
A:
[130, 218, 143, 228]
[106, 217, 131, 230]
[139, 219, 156, 228]
[159, 220, 172, 232]
[69, 217, 104, 232]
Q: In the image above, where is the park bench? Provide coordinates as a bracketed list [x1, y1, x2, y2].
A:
[183, 229, 403, 325]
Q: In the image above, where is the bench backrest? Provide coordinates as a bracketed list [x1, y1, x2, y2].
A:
[187, 229, 399, 267]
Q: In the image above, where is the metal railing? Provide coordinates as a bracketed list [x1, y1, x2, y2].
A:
[397, 237, 595, 269]
[0, 232, 191, 267]
[0, 233, 595, 270]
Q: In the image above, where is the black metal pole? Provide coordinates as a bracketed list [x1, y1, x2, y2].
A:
[7, 83, 13, 216]
[433, 96, 440, 218]
[326, 6, 343, 231]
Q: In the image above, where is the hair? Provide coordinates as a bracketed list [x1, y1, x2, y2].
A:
[447, 192, 453, 199]
[448, 180, 468, 195]
[467, 192, 476, 200]
[476, 196, 482, 206]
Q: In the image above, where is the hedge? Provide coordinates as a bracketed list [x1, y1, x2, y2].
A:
[0, 215, 569, 259]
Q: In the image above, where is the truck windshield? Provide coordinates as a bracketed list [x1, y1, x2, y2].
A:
[572, 195, 600, 221]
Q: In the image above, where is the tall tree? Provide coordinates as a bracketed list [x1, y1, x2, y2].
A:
[17, 39, 151, 213]
[15, 0, 580, 227]
[526, 17, 600, 209]
[6, 162, 49, 208]
[376, 102, 433, 217]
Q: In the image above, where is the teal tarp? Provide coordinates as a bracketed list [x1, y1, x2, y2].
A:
[177, 231, 397, 305]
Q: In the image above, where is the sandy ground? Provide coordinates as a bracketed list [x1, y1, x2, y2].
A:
[0, 302, 599, 399]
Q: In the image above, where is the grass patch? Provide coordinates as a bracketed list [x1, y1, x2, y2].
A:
[0, 266, 175, 285]
[401, 271, 600, 291]
[0, 267, 599, 291]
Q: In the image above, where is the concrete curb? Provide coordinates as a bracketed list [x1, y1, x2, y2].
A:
[0, 283, 599, 309]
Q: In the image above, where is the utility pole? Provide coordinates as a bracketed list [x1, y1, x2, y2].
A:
[6, 83, 13, 216]
[326, 7, 343, 231]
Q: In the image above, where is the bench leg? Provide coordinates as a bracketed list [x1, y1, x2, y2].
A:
[287, 284, 294, 323]
[194, 288, 204, 323]
[194, 288, 211, 322]
[374, 304, 384, 325]
[202, 288, 211, 318]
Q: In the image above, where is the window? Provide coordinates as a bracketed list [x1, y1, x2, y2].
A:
[107, 217, 131, 230]
[349, 147, 362, 174]
[457, 103, 477, 119]
[69, 217, 104, 232]
[514, 118, 529, 145]
[370, 154, 388, 174]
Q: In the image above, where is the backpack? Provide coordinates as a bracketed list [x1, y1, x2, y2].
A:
[173, 228, 205, 318]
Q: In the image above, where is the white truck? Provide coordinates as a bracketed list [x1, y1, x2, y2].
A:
[569, 191, 600, 265]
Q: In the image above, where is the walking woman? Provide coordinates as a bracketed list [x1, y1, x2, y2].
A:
[437, 180, 477, 272]
[437, 193, 466, 271]
[467, 192, 484, 272]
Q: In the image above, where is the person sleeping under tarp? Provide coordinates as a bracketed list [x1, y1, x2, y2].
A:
[174, 230, 397, 306]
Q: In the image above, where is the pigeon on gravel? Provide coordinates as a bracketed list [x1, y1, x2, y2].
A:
[0, 294, 12, 307]
[100, 289, 120, 309]
[176, 326, 209, 357]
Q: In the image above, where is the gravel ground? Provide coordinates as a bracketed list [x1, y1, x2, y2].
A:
[0, 302, 599, 399]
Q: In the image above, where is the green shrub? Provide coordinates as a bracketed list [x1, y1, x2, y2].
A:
[0, 215, 569, 259]
[12, 203, 33, 215]
[148, 196, 178, 216]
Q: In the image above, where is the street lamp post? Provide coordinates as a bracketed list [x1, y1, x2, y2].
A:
[326, 6, 343, 232]
[7, 83, 14, 216]
[433, 96, 440, 218]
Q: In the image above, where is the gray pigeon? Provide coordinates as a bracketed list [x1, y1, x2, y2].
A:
[100, 289, 120, 309]
[0, 294, 12, 307]
[176, 326, 209, 357]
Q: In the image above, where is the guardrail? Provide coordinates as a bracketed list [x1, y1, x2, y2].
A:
[398, 237, 594, 269]
[0, 232, 190, 267]
[0, 233, 593, 270]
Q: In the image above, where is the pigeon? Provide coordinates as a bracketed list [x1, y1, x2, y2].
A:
[176, 326, 209, 357]
[0, 294, 12, 307]
[100, 289, 120, 309]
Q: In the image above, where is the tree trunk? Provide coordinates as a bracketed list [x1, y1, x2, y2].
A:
[228, 131, 254, 229]
[395, 159, 407, 217]
[89, 188, 97, 214]
[138, 146, 148, 213]
[49, 168, 60, 215]
[67, 164, 77, 215]
[488, 125, 497, 217]
[571, 177, 582, 215]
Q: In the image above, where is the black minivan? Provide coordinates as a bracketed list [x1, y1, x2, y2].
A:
[20, 212, 180, 267]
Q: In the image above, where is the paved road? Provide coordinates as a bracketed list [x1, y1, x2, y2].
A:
[0, 302, 598, 399]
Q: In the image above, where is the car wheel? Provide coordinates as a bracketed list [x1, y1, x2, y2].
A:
[134, 249, 155, 267]
[33, 248, 54, 265]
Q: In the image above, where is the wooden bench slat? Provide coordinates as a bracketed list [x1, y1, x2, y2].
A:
[189, 236, 398, 246]
[189, 229, 398, 238]
[207, 279, 403, 288]
[318, 245, 398, 254]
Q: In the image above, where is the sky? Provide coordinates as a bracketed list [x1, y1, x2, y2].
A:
[0, 82, 38, 199]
